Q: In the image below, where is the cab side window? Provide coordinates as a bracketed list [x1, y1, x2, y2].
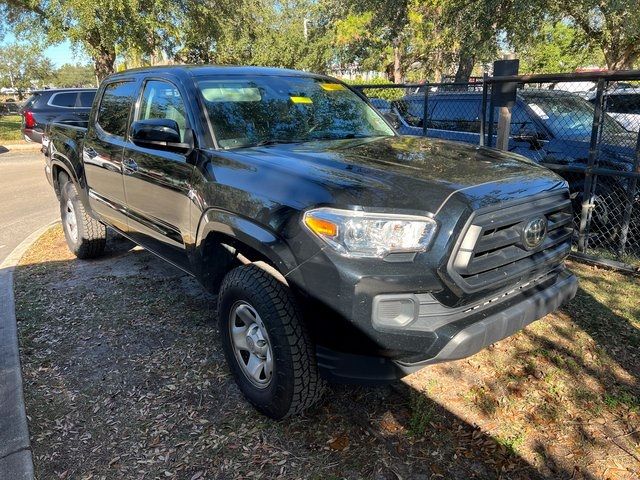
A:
[97, 81, 137, 138]
[50, 92, 78, 108]
[78, 91, 96, 108]
[139, 80, 188, 141]
[427, 99, 482, 133]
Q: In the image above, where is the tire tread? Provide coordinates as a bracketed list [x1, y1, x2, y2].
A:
[218, 265, 325, 417]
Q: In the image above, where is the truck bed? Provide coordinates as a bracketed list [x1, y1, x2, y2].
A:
[46, 120, 88, 175]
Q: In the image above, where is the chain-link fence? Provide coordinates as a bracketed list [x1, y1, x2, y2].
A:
[354, 72, 640, 271]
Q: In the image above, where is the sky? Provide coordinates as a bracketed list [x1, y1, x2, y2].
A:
[1, 30, 88, 67]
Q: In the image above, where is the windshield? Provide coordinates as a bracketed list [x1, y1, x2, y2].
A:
[523, 92, 626, 139]
[197, 76, 394, 149]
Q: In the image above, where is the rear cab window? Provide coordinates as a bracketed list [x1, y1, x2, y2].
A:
[96, 81, 138, 138]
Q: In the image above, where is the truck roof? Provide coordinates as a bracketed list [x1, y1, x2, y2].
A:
[108, 64, 331, 80]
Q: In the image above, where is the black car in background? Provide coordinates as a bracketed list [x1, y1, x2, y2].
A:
[20, 88, 96, 144]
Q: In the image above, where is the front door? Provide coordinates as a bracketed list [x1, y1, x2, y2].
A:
[122, 78, 195, 270]
[83, 80, 138, 231]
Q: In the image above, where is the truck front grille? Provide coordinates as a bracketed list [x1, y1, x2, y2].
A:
[450, 192, 573, 293]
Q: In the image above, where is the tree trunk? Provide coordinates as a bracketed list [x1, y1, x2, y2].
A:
[392, 39, 403, 84]
[454, 52, 475, 83]
[93, 48, 116, 81]
[604, 48, 638, 70]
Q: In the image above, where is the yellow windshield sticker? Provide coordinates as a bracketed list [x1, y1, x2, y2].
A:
[290, 96, 313, 104]
[320, 83, 346, 91]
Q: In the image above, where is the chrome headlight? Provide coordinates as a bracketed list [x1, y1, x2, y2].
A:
[303, 207, 437, 258]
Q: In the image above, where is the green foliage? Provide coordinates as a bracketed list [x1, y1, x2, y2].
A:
[2, 0, 637, 84]
[0, 115, 23, 143]
[495, 427, 526, 455]
[517, 21, 604, 73]
[54, 63, 96, 87]
[0, 43, 54, 93]
[550, 0, 640, 69]
[345, 78, 405, 101]
[408, 391, 435, 436]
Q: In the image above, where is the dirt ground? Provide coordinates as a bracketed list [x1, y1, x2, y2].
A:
[14, 225, 640, 479]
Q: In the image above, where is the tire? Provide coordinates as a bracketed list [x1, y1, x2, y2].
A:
[59, 174, 106, 259]
[218, 264, 325, 419]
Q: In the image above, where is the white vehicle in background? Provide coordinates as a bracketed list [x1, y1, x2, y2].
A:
[588, 88, 640, 133]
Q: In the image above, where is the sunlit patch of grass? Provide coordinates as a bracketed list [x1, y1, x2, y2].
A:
[603, 391, 639, 412]
[0, 115, 22, 142]
[495, 427, 526, 456]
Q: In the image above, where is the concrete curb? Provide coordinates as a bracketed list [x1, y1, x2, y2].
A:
[0, 143, 41, 152]
[0, 221, 59, 480]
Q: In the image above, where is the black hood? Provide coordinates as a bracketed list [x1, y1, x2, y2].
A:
[223, 135, 567, 214]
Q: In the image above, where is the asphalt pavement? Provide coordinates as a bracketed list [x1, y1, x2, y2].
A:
[0, 149, 58, 264]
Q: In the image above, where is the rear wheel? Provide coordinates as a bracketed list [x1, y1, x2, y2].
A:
[218, 264, 325, 419]
[59, 174, 106, 259]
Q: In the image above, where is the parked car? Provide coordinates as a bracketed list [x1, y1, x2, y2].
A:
[0, 101, 20, 115]
[392, 89, 637, 213]
[46, 66, 577, 418]
[586, 88, 640, 132]
[20, 88, 97, 144]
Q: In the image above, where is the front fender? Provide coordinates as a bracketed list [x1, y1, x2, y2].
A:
[194, 208, 317, 290]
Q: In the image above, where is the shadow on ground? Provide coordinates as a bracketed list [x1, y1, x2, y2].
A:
[10, 226, 640, 479]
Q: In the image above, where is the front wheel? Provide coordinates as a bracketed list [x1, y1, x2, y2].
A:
[59, 176, 106, 259]
[218, 264, 325, 419]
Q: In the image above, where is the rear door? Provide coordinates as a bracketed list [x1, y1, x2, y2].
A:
[83, 80, 138, 231]
[121, 78, 196, 270]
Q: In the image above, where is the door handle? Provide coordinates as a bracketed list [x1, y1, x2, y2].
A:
[123, 158, 138, 173]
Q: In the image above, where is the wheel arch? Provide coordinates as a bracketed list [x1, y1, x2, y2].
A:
[194, 208, 306, 293]
[50, 160, 76, 200]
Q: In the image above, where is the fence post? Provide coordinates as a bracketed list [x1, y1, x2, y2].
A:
[618, 130, 640, 256]
[479, 73, 488, 147]
[495, 105, 512, 151]
[577, 78, 606, 253]
[422, 83, 430, 137]
[486, 84, 495, 148]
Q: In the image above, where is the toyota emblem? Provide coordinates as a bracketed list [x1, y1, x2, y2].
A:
[522, 217, 548, 250]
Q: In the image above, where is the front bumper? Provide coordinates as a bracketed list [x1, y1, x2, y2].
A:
[394, 268, 578, 373]
[297, 239, 578, 381]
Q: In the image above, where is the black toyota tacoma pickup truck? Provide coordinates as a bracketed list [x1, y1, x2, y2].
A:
[45, 66, 578, 419]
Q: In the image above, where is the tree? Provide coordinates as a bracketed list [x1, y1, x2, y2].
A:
[332, 0, 409, 82]
[516, 21, 604, 73]
[2, 0, 180, 79]
[553, 1, 640, 70]
[0, 43, 54, 96]
[54, 63, 96, 87]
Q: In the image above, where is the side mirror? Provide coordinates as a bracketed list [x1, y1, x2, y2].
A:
[131, 119, 193, 154]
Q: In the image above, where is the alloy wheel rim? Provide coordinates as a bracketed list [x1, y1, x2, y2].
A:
[229, 301, 274, 389]
[65, 200, 78, 243]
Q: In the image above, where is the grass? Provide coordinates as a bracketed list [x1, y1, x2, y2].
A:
[0, 114, 23, 143]
[13, 228, 640, 479]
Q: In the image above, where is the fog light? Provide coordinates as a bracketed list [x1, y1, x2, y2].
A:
[372, 295, 418, 329]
